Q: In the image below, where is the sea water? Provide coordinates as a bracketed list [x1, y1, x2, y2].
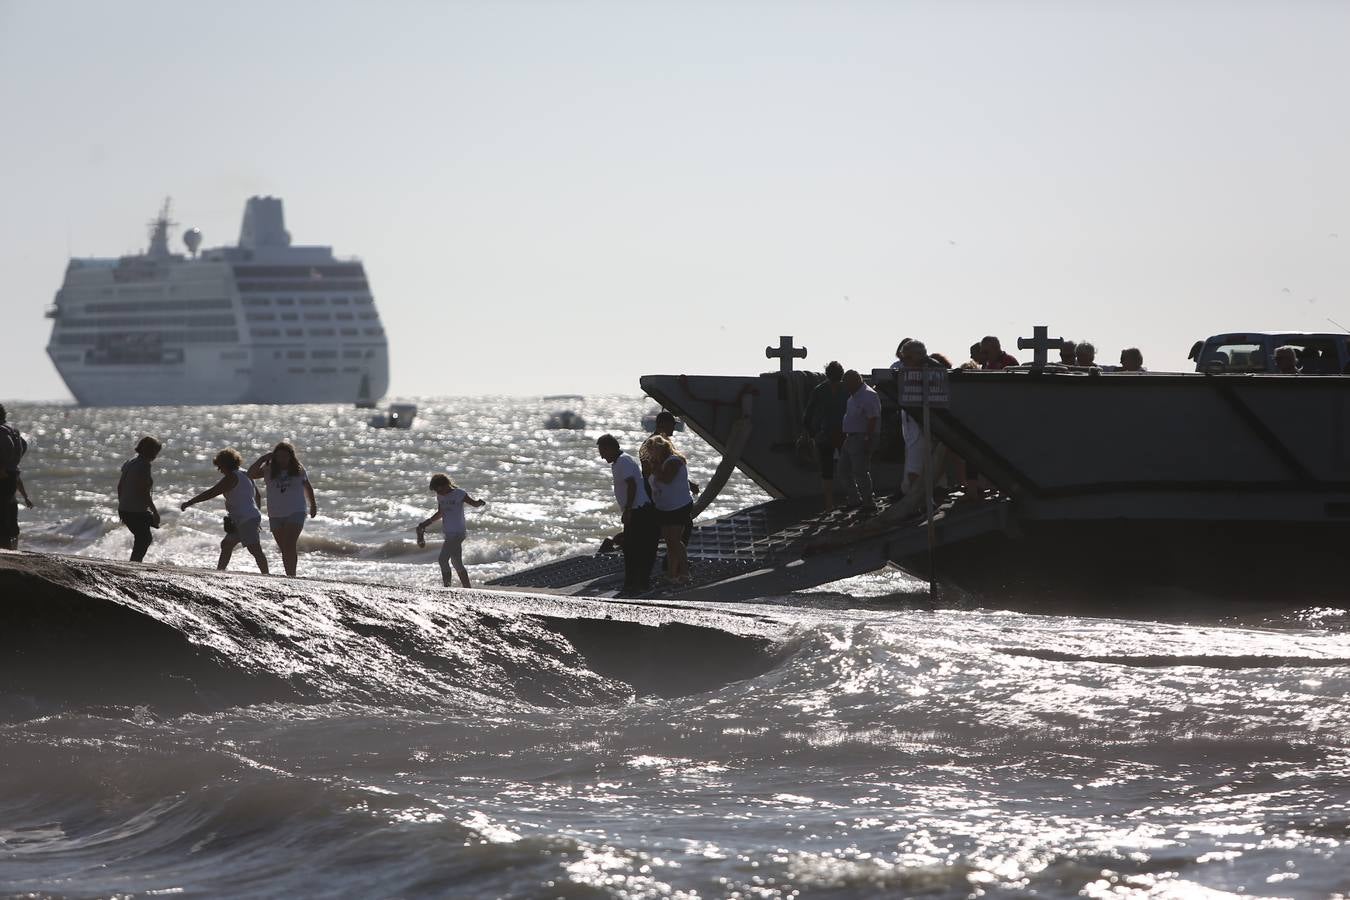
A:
[2, 399, 1348, 898]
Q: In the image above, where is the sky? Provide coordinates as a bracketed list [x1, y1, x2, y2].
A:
[2, 0, 1347, 401]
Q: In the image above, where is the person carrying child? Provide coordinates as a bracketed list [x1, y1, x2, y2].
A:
[416, 473, 486, 588]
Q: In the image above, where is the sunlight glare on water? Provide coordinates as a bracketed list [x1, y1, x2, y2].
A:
[2, 398, 1348, 898]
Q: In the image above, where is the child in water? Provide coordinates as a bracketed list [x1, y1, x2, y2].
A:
[416, 473, 486, 588]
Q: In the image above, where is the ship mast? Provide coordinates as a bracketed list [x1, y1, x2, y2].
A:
[146, 197, 175, 259]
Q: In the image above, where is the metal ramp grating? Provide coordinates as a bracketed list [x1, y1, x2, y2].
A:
[488, 494, 998, 600]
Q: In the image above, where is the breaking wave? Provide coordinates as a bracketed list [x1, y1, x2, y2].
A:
[0, 553, 782, 717]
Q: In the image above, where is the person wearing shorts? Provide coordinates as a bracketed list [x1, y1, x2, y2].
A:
[248, 441, 318, 578]
[116, 436, 163, 562]
[646, 435, 693, 585]
[181, 448, 269, 574]
[416, 473, 486, 588]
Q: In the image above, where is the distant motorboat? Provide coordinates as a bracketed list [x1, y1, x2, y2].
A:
[369, 403, 417, 429]
[641, 409, 685, 433]
[544, 409, 586, 430]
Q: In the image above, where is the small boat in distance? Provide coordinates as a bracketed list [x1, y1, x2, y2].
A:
[544, 410, 586, 430]
[369, 403, 417, 429]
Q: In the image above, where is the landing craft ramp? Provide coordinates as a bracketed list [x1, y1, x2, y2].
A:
[488, 493, 1011, 603]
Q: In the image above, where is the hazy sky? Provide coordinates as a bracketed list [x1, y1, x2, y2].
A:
[2, 0, 1347, 401]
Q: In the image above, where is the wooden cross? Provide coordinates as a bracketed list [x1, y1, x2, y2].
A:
[1017, 325, 1064, 369]
[765, 335, 808, 375]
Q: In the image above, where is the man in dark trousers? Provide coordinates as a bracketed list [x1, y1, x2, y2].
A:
[0, 404, 34, 550]
[597, 433, 659, 595]
[116, 436, 163, 561]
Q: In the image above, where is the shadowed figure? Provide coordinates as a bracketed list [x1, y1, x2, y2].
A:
[116, 436, 162, 561]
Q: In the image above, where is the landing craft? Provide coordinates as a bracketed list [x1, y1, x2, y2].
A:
[493, 329, 1350, 601]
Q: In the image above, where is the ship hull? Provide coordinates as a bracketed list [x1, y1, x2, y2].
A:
[901, 519, 1350, 602]
[642, 369, 1350, 519]
[48, 345, 389, 407]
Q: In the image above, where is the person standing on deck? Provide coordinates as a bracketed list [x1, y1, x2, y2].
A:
[836, 370, 881, 515]
[979, 336, 1019, 370]
[898, 341, 947, 496]
[645, 435, 693, 585]
[180, 448, 270, 575]
[597, 434, 658, 595]
[649, 410, 700, 551]
[801, 360, 849, 511]
[116, 436, 162, 562]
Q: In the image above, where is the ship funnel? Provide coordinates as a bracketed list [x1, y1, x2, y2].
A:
[183, 227, 202, 257]
[238, 196, 292, 250]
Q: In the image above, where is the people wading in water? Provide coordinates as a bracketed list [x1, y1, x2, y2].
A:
[116, 436, 162, 562]
[0, 404, 33, 550]
[416, 473, 485, 588]
[248, 442, 318, 578]
[181, 448, 269, 574]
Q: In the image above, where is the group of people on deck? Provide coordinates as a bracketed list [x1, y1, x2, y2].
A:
[801, 335, 1149, 515]
[964, 334, 1146, 372]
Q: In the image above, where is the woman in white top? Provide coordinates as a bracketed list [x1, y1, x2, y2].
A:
[247, 441, 318, 578]
[180, 448, 269, 574]
[416, 472, 486, 588]
[645, 435, 693, 585]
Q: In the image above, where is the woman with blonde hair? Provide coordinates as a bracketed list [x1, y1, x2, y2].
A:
[645, 435, 693, 585]
[181, 448, 269, 574]
[247, 441, 318, 577]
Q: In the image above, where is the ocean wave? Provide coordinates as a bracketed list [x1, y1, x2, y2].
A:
[0, 553, 784, 717]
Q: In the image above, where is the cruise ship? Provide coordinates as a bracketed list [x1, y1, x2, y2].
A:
[45, 197, 390, 406]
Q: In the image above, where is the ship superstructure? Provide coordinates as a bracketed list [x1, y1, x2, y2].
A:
[45, 197, 390, 406]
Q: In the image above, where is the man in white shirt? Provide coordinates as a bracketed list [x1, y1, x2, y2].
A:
[597, 433, 659, 594]
[836, 369, 881, 514]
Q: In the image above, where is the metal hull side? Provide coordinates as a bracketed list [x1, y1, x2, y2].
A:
[883, 370, 1350, 522]
[898, 519, 1350, 602]
[643, 369, 1350, 526]
[640, 371, 907, 500]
